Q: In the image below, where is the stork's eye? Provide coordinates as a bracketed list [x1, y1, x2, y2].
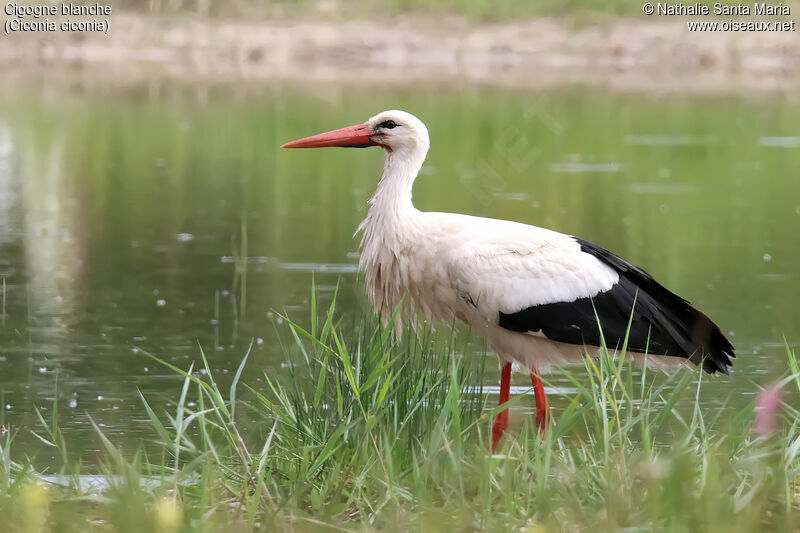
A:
[377, 120, 399, 130]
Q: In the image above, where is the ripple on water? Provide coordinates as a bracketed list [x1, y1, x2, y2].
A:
[480, 385, 578, 396]
[759, 136, 800, 148]
[549, 162, 622, 174]
[220, 255, 273, 264]
[278, 262, 358, 273]
[219, 256, 358, 273]
[625, 134, 715, 146]
[757, 273, 787, 281]
[628, 184, 699, 195]
[41, 475, 167, 492]
[492, 192, 530, 201]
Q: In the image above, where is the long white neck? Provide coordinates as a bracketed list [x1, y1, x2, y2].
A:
[357, 144, 428, 324]
[358, 145, 427, 244]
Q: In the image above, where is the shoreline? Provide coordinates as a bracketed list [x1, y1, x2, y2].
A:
[2, 13, 800, 93]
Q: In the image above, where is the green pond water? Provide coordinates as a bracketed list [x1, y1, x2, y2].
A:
[0, 81, 798, 465]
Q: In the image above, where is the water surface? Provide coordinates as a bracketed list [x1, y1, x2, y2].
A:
[0, 82, 798, 465]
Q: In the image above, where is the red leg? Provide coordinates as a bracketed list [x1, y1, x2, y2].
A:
[491, 362, 513, 452]
[531, 372, 550, 432]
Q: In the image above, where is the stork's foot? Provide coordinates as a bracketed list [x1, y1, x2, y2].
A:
[531, 372, 550, 433]
[491, 362, 513, 452]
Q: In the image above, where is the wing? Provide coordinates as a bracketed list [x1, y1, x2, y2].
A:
[445, 221, 620, 317]
[445, 217, 734, 374]
[568, 238, 734, 373]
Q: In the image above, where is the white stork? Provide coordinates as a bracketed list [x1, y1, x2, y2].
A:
[282, 110, 735, 451]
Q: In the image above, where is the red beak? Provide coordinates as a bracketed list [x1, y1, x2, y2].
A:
[281, 123, 376, 149]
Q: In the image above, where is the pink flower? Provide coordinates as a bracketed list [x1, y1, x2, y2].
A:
[752, 382, 785, 438]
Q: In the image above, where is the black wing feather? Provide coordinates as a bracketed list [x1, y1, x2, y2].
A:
[498, 238, 735, 374]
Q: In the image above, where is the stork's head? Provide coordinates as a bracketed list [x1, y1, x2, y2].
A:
[281, 110, 429, 155]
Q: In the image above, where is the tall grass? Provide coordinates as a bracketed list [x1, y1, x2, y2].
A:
[1, 289, 800, 531]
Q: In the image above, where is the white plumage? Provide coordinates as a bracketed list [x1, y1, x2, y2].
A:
[282, 109, 734, 451]
[353, 111, 620, 371]
[362, 210, 620, 366]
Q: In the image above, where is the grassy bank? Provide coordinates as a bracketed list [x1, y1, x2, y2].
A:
[6, 1, 799, 92]
[1, 290, 798, 531]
